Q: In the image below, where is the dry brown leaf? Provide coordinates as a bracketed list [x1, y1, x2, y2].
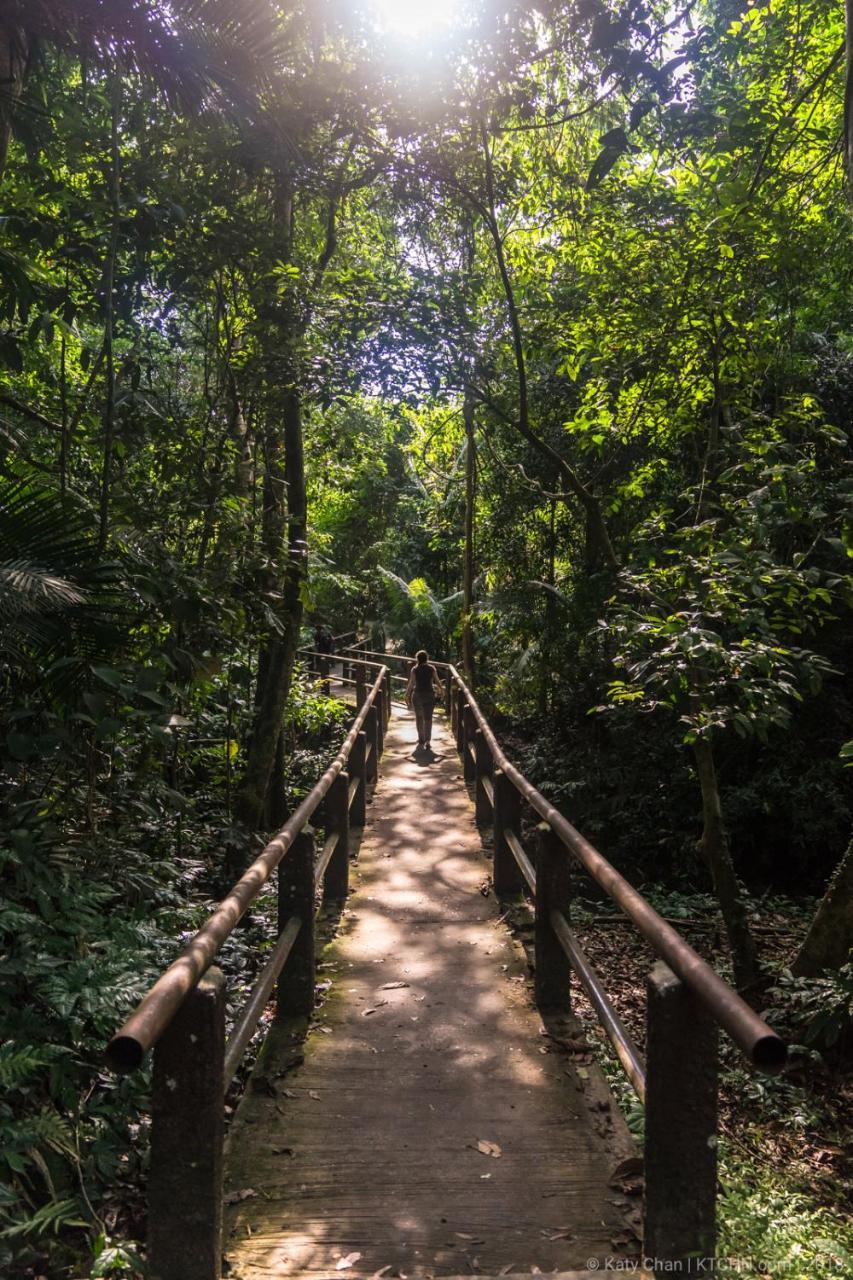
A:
[308, 1090, 320, 1100]
[474, 1138, 502, 1158]
[336, 1252, 362, 1270]
[225, 1188, 258, 1204]
[608, 1155, 644, 1196]
[381, 981, 410, 990]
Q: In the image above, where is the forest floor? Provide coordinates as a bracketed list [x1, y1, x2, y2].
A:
[499, 889, 853, 1278]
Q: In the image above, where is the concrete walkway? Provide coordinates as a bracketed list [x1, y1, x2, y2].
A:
[224, 703, 636, 1278]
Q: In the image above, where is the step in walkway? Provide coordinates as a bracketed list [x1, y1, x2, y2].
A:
[224, 702, 637, 1279]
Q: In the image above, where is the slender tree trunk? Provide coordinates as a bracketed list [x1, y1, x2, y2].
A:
[792, 835, 853, 976]
[692, 737, 761, 991]
[461, 382, 476, 686]
[0, 26, 28, 186]
[539, 499, 557, 714]
[840, 0, 845, 195]
[236, 383, 306, 829]
[97, 75, 121, 553]
[478, 126, 618, 572]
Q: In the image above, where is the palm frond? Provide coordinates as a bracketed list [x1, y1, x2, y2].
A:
[11, 0, 291, 116]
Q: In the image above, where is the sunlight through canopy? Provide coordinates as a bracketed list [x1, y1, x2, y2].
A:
[366, 0, 462, 39]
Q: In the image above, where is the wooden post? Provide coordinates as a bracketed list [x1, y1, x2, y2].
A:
[355, 664, 366, 709]
[277, 829, 315, 1018]
[375, 687, 385, 757]
[385, 672, 392, 729]
[474, 728, 493, 826]
[365, 704, 379, 783]
[455, 689, 465, 753]
[462, 705, 476, 783]
[349, 729, 367, 826]
[493, 768, 524, 897]
[449, 678, 458, 732]
[149, 967, 226, 1280]
[445, 672, 454, 719]
[324, 772, 349, 903]
[644, 961, 719, 1271]
[534, 824, 572, 1011]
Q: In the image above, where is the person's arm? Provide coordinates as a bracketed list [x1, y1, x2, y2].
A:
[432, 667, 444, 699]
[404, 669, 415, 707]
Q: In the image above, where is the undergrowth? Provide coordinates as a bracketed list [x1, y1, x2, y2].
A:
[0, 668, 348, 1278]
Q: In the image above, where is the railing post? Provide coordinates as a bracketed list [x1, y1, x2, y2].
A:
[534, 824, 573, 1011]
[148, 967, 226, 1280]
[355, 663, 366, 709]
[455, 689, 465, 753]
[383, 671, 392, 730]
[277, 829, 315, 1018]
[493, 768, 524, 897]
[324, 772, 349, 904]
[462, 705, 476, 783]
[375, 687, 385, 757]
[445, 671, 453, 719]
[349, 729, 367, 826]
[365, 704, 379, 783]
[474, 729, 493, 826]
[644, 961, 719, 1272]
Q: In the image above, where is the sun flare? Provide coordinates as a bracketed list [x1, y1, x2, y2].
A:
[368, 0, 461, 40]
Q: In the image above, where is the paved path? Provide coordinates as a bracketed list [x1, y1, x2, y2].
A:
[224, 703, 635, 1278]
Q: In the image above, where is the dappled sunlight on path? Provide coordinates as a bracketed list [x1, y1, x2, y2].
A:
[224, 704, 635, 1278]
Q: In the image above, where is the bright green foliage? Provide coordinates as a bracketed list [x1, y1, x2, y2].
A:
[1, 0, 852, 1271]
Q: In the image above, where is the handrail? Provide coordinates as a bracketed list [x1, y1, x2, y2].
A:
[340, 645, 452, 670]
[106, 661, 389, 1073]
[446, 663, 786, 1075]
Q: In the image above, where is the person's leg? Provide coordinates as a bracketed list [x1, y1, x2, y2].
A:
[423, 698, 435, 747]
[413, 697, 426, 745]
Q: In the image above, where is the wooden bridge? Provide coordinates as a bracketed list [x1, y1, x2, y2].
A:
[107, 645, 786, 1280]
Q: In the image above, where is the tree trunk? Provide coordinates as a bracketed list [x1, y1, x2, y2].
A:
[0, 25, 28, 186]
[840, 0, 845, 197]
[539, 499, 557, 714]
[461, 382, 476, 686]
[792, 835, 853, 976]
[97, 74, 121, 553]
[236, 382, 306, 830]
[478, 125, 618, 573]
[692, 738, 761, 991]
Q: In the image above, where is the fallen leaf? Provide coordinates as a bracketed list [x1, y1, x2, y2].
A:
[576, 1066, 589, 1079]
[308, 1090, 321, 1100]
[225, 1188, 259, 1204]
[381, 981, 410, 990]
[608, 1156, 644, 1196]
[336, 1253, 362, 1270]
[475, 1139, 502, 1158]
[272, 1146, 295, 1157]
[499, 1265, 514, 1275]
[370, 1268, 392, 1279]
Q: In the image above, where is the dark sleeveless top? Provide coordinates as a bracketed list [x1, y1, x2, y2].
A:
[413, 663, 435, 696]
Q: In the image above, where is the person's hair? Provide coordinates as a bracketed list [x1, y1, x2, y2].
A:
[416, 649, 428, 664]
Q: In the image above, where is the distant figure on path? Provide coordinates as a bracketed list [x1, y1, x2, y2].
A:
[315, 622, 334, 655]
[404, 650, 444, 752]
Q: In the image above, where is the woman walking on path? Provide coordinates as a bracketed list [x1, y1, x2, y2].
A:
[404, 650, 444, 751]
